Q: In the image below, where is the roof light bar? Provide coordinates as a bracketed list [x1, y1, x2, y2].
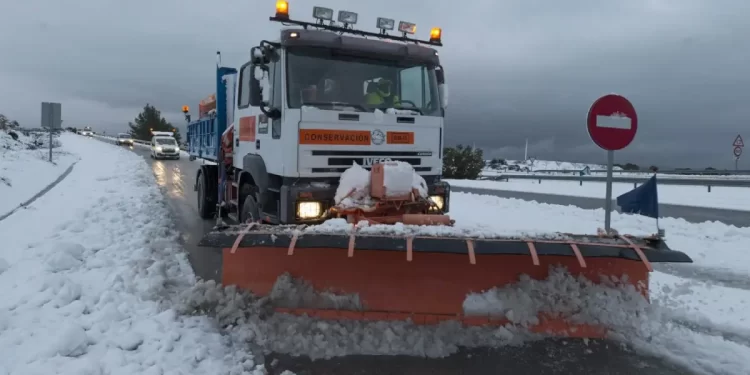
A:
[268, 2, 442, 46]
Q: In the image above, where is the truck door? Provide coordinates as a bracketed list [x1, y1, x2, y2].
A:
[234, 53, 285, 174]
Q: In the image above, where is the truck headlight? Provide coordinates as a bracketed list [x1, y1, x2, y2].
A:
[156, 146, 162, 152]
[428, 195, 445, 210]
[297, 201, 322, 219]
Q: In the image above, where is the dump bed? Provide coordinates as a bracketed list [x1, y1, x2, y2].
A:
[187, 116, 221, 161]
[186, 66, 237, 162]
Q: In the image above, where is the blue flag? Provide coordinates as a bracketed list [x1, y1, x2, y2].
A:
[616, 175, 659, 218]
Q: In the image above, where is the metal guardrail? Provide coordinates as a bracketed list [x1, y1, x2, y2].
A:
[479, 174, 750, 191]
[95, 135, 188, 151]
[513, 168, 750, 176]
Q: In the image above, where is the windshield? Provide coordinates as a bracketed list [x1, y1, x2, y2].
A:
[118, 134, 131, 139]
[286, 47, 441, 116]
[155, 138, 176, 145]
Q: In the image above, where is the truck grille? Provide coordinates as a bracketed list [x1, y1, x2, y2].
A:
[310, 150, 433, 174]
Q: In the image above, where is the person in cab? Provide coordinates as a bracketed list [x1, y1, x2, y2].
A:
[365, 79, 399, 108]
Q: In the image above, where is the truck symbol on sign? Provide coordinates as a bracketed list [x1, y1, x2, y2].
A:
[362, 157, 393, 166]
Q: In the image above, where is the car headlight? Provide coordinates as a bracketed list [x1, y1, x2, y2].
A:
[428, 195, 445, 210]
[156, 146, 162, 152]
[297, 201, 322, 219]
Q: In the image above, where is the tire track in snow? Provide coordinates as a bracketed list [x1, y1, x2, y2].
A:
[673, 320, 750, 348]
[654, 264, 750, 291]
[0, 159, 79, 222]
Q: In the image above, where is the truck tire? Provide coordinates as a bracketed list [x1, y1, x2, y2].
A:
[239, 183, 260, 223]
[197, 169, 217, 219]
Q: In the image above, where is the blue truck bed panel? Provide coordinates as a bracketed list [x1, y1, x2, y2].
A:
[187, 117, 220, 161]
[186, 66, 238, 162]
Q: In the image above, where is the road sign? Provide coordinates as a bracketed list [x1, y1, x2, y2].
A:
[735, 146, 743, 158]
[41, 102, 62, 129]
[587, 94, 638, 151]
[733, 134, 744, 148]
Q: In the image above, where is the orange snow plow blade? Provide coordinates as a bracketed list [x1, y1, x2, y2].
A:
[199, 226, 692, 338]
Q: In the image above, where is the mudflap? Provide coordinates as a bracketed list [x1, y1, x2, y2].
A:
[199, 224, 692, 338]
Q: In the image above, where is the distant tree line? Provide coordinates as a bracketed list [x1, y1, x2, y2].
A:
[128, 104, 181, 143]
[442, 145, 484, 180]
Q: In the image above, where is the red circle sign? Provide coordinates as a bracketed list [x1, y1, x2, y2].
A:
[734, 146, 742, 157]
[587, 94, 638, 151]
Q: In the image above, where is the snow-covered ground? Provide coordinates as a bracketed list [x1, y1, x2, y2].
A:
[448, 178, 750, 212]
[0, 133, 265, 374]
[0, 130, 79, 215]
[3, 134, 750, 374]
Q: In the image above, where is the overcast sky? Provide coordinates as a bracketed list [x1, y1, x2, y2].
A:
[1, 0, 748, 168]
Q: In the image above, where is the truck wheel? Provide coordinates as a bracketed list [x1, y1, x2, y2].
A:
[197, 170, 216, 219]
[239, 184, 260, 223]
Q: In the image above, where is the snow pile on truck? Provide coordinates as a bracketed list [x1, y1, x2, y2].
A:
[334, 161, 428, 210]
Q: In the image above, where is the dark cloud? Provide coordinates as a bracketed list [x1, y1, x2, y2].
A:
[1, 0, 748, 168]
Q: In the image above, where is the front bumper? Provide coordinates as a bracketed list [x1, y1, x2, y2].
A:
[277, 179, 451, 225]
[154, 149, 180, 158]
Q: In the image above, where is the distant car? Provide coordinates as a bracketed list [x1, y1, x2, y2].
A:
[150, 135, 180, 160]
[79, 127, 94, 137]
[115, 133, 134, 146]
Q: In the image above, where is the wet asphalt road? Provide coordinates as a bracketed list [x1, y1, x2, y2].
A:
[104, 140, 699, 375]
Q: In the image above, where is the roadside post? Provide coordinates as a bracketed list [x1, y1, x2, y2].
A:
[733, 134, 743, 171]
[41, 102, 62, 162]
[586, 94, 638, 233]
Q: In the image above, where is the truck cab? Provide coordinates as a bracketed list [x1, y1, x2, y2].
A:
[189, 1, 450, 224]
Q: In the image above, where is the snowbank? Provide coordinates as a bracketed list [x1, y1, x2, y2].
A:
[0, 133, 266, 374]
[0, 130, 78, 215]
[486, 158, 621, 173]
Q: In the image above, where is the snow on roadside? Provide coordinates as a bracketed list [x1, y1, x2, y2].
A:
[0, 130, 79, 214]
[652, 272, 750, 340]
[447, 178, 750, 212]
[0, 133, 265, 375]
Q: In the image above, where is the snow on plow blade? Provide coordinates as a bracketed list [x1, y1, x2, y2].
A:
[198, 224, 692, 338]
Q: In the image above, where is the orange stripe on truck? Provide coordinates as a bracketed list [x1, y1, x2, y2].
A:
[239, 116, 256, 142]
[387, 131, 414, 144]
[299, 129, 371, 145]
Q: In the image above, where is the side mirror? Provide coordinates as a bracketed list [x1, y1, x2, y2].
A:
[435, 65, 447, 108]
[439, 84, 449, 109]
[249, 65, 281, 119]
[435, 65, 445, 85]
[249, 65, 266, 107]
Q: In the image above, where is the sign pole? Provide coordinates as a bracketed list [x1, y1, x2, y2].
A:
[586, 94, 638, 235]
[604, 150, 614, 232]
[49, 129, 53, 162]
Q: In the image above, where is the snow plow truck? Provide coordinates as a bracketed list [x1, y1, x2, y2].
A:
[186, 0, 692, 338]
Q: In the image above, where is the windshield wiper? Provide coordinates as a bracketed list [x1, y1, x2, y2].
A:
[302, 101, 367, 112]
